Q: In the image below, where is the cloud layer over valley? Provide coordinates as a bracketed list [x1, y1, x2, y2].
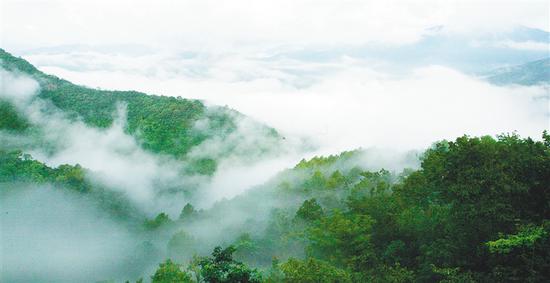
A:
[25, 53, 549, 157]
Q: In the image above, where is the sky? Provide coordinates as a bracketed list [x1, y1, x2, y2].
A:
[1, 0, 549, 155]
[2, 0, 549, 50]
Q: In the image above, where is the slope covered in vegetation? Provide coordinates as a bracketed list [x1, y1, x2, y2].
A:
[2, 49, 549, 282]
[0, 49, 279, 165]
[0, 149, 143, 222]
[149, 133, 550, 282]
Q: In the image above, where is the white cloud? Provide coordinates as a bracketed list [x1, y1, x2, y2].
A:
[2, 0, 548, 210]
[496, 40, 549, 51]
[0, 67, 311, 211]
[2, 0, 548, 53]
[1, 69, 187, 212]
[31, 53, 549, 157]
[0, 69, 40, 105]
[2, 2, 548, 278]
[0, 186, 146, 282]
[30, 104, 184, 207]
[440, 0, 549, 34]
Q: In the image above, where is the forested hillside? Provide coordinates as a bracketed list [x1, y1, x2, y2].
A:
[0, 149, 143, 222]
[1, 49, 549, 282]
[0, 49, 280, 174]
[1, 49, 284, 282]
[146, 133, 550, 282]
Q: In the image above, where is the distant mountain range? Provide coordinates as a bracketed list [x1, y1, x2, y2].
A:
[275, 25, 549, 73]
[482, 58, 550, 86]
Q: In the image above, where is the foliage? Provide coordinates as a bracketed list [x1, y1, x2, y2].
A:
[180, 203, 196, 220]
[144, 213, 174, 230]
[198, 246, 262, 283]
[219, 133, 550, 282]
[0, 100, 29, 131]
[233, 233, 261, 264]
[279, 258, 352, 283]
[487, 225, 547, 254]
[151, 259, 193, 283]
[295, 198, 324, 221]
[0, 48, 280, 174]
[308, 210, 375, 270]
[294, 150, 359, 171]
[3, 49, 550, 281]
[0, 150, 140, 221]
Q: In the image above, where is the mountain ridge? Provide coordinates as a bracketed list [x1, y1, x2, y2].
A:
[0, 48, 281, 175]
[482, 57, 550, 86]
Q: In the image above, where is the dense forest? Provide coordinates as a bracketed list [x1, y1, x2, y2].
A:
[1, 50, 549, 282]
[2, 133, 549, 282]
[141, 133, 550, 282]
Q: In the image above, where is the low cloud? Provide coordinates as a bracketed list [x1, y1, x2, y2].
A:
[32, 53, 549, 156]
[1, 69, 187, 213]
[0, 68, 310, 213]
[0, 186, 148, 283]
[0, 69, 40, 105]
[23, 52, 550, 210]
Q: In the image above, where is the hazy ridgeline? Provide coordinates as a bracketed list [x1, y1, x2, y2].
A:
[1, 44, 549, 283]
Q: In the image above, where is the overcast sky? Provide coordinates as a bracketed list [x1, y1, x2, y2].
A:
[1, 0, 549, 154]
[2, 0, 549, 51]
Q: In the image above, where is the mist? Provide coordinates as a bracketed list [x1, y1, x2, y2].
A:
[28, 53, 549, 155]
[6, 49, 548, 210]
[0, 69, 305, 281]
[1, 68, 307, 215]
[1, 69, 187, 213]
[0, 185, 149, 283]
[1, 0, 549, 281]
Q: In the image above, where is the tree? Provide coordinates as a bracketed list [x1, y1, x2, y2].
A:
[308, 210, 375, 270]
[151, 259, 193, 283]
[199, 246, 262, 283]
[144, 213, 173, 230]
[295, 198, 324, 221]
[326, 170, 346, 189]
[486, 223, 550, 281]
[233, 233, 260, 264]
[279, 258, 352, 283]
[264, 257, 284, 283]
[303, 171, 326, 191]
[391, 133, 550, 280]
[179, 203, 196, 220]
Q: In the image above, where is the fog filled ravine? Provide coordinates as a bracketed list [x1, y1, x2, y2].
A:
[1, 1, 550, 282]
